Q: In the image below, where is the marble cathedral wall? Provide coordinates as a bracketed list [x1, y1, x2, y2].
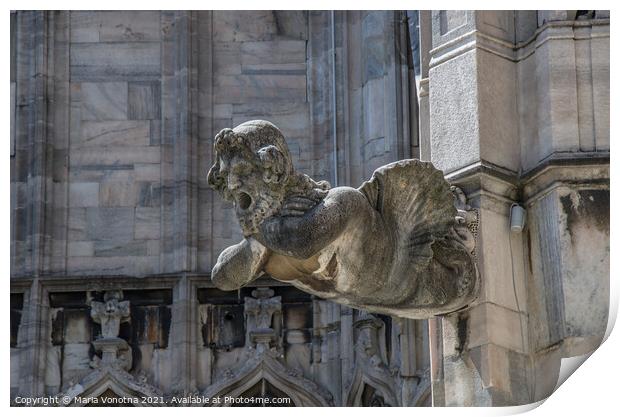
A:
[10, 11, 430, 406]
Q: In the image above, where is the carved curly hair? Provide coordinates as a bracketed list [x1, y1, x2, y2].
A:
[207, 120, 330, 202]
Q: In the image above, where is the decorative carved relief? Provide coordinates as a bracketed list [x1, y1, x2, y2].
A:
[345, 312, 398, 406]
[89, 290, 132, 371]
[208, 120, 479, 319]
[244, 287, 282, 349]
[200, 346, 333, 407]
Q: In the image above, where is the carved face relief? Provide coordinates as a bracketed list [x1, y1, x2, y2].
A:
[208, 121, 294, 236]
[217, 152, 287, 236]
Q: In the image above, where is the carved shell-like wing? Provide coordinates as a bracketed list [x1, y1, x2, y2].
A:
[358, 159, 456, 267]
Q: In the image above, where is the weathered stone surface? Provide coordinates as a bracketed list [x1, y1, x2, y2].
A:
[214, 74, 307, 103]
[213, 42, 242, 75]
[430, 50, 480, 173]
[208, 120, 479, 319]
[85, 207, 134, 241]
[80, 82, 128, 121]
[70, 11, 161, 43]
[70, 42, 161, 81]
[135, 207, 160, 240]
[213, 11, 278, 42]
[71, 146, 160, 165]
[68, 241, 94, 257]
[79, 120, 149, 147]
[232, 101, 309, 139]
[69, 182, 99, 207]
[363, 78, 385, 141]
[134, 164, 160, 181]
[99, 181, 139, 207]
[63, 310, 92, 344]
[128, 81, 161, 120]
[240, 40, 306, 72]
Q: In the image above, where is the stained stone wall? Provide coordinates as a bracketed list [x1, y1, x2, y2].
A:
[10, 10, 609, 407]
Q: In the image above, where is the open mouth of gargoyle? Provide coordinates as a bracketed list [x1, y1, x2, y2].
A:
[236, 191, 253, 210]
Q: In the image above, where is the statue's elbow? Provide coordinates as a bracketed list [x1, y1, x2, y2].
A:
[211, 263, 241, 291]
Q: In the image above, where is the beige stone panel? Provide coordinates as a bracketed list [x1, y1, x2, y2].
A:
[146, 239, 161, 256]
[94, 240, 147, 257]
[98, 11, 161, 42]
[556, 187, 609, 356]
[213, 42, 242, 75]
[474, 344, 511, 394]
[70, 167, 136, 183]
[44, 346, 62, 390]
[71, 146, 160, 165]
[71, 11, 161, 43]
[241, 40, 306, 66]
[68, 241, 94, 257]
[213, 11, 277, 42]
[69, 11, 100, 43]
[128, 82, 161, 120]
[467, 303, 528, 354]
[80, 82, 128, 121]
[213, 74, 307, 103]
[532, 345, 562, 401]
[67, 255, 159, 276]
[69, 182, 99, 207]
[63, 312, 91, 343]
[477, 207, 527, 312]
[62, 343, 91, 372]
[135, 207, 161, 240]
[135, 163, 161, 181]
[477, 50, 520, 172]
[70, 42, 161, 80]
[68, 208, 88, 241]
[517, 54, 540, 172]
[78, 120, 150, 147]
[590, 34, 610, 150]
[232, 101, 309, 139]
[99, 181, 139, 207]
[213, 104, 233, 119]
[429, 50, 480, 173]
[85, 207, 135, 241]
[362, 77, 385, 141]
[476, 11, 515, 43]
[574, 33, 596, 151]
[535, 35, 580, 155]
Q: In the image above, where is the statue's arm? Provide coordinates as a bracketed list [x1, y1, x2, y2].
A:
[257, 187, 368, 259]
[211, 238, 271, 290]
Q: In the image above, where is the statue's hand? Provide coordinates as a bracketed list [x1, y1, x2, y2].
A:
[279, 192, 325, 217]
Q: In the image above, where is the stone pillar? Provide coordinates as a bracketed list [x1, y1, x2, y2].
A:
[417, 10, 432, 161]
[170, 275, 198, 394]
[160, 11, 199, 273]
[427, 10, 609, 406]
[428, 10, 529, 406]
[17, 281, 50, 397]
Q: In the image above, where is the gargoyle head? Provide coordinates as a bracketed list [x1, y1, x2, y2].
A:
[207, 120, 294, 236]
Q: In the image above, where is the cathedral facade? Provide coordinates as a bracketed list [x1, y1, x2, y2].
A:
[10, 10, 609, 406]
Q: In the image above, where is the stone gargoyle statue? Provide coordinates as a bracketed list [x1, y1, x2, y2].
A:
[207, 120, 479, 319]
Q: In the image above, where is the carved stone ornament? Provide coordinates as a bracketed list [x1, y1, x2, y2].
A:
[90, 290, 132, 370]
[208, 120, 479, 319]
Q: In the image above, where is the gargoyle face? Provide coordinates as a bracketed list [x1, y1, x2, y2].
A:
[208, 121, 293, 236]
[218, 154, 268, 216]
[105, 299, 118, 314]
